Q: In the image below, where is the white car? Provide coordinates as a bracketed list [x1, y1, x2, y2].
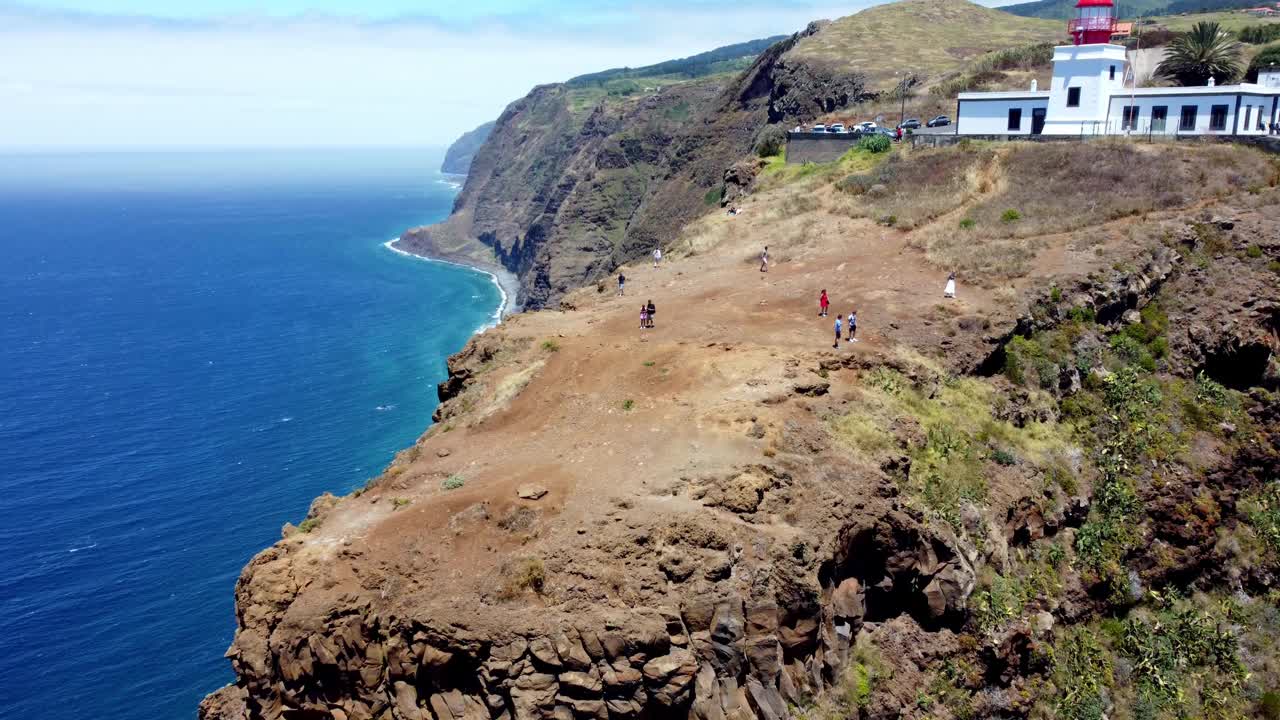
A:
[857, 121, 877, 132]
[829, 123, 846, 134]
[810, 124, 826, 133]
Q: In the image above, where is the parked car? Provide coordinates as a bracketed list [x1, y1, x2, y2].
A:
[897, 118, 921, 130]
[810, 124, 826, 133]
[926, 115, 951, 128]
[857, 121, 877, 132]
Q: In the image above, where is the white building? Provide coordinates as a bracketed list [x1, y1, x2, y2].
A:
[955, 0, 1280, 137]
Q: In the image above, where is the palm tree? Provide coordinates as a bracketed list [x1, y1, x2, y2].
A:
[1156, 21, 1243, 87]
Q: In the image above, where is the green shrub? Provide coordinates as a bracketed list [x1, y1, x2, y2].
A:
[1244, 482, 1280, 554]
[754, 124, 788, 158]
[541, 339, 560, 352]
[1262, 690, 1280, 720]
[990, 447, 1018, 466]
[297, 517, 321, 533]
[1050, 286, 1063, 303]
[858, 133, 892, 154]
[392, 497, 411, 510]
[622, 399, 635, 411]
[1269, 260, 1280, 274]
[959, 217, 976, 230]
[441, 475, 465, 491]
[1067, 306, 1096, 323]
[1110, 334, 1156, 371]
[703, 186, 723, 206]
[1246, 244, 1264, 259]
[1001, 208, 1022, 223]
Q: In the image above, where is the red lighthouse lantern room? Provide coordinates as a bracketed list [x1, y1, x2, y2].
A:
[1069, 0, 1116, 45]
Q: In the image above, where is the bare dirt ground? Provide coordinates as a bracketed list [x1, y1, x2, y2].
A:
[207, 138, 1280, 720]
[283, 144, 1162, 625]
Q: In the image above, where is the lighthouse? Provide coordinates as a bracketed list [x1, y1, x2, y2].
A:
[1069, 0, 1116, 45]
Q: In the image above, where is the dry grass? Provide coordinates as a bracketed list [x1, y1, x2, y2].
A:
[789, 0, 1061, 92]
[497, 556, 546, 600]
[835, 145, 995, 229]
[892, 140, 1278, 278]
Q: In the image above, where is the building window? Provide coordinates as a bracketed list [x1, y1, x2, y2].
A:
[1067, 87, 1081, 107]
[1109, 65, 1116, 80]
[1008, 108, 1022, 131]
[1259, 106, 1267, 131]
[1179, 105, 1197, 131]
[1210, 104, 1228, 131]
[1122, 106, 1139, 130]
[1151, 106, 1167, 132]
[1244, 106, 1252, 131]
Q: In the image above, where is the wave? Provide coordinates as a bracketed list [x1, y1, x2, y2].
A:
[382, 239, 506, 330]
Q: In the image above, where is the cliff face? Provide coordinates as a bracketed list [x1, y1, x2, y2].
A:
[441, 122, 496, 176]
[398, 23, 871, 309]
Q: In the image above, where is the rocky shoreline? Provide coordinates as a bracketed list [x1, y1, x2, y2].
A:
[388, 237, 522, 318]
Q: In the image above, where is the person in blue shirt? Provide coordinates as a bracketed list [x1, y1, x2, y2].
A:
[833, 315, 842, 349]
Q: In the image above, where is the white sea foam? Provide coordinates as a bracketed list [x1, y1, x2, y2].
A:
[383, 239, 507, 330]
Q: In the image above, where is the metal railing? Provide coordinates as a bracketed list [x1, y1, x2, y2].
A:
[1068, 16, 1116, 33]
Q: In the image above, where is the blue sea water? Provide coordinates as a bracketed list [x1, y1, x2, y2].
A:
[0, 149, 498, 720]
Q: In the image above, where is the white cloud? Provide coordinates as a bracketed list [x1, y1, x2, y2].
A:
[1, 0, 994, 148]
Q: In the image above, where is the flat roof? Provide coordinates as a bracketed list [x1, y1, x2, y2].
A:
[957, 91, 1051, 100]
[1116, 84, 1280, 96]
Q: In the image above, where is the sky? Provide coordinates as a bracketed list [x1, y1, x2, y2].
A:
[1, 0, 1001, 149]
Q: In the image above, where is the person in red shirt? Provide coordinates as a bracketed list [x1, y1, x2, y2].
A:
[819, 289, 829, 317]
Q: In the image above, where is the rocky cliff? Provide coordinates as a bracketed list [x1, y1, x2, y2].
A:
[203, 136, 1279, 719]
[398, 0, 1060, 310]
[397, 24, 860, 309]
[442, 122, 496, 177]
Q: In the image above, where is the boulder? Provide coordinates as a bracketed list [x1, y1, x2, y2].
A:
[529, 637, 563, 668]
[517, 484, 549, 500]
[558, 670, 603, 696]
[830, 577, 865, 621]
[393, 681, 425, 720]
[554, 632, 593, 671]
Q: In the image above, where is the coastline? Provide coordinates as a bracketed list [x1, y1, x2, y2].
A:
[383, 238, 520, 323]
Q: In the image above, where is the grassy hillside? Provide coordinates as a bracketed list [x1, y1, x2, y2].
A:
[1000, 0, 1169, 21]
[790, 0, 1063, 90]
[566, 36, 787, 87]
[1152, 9, 1280, 32]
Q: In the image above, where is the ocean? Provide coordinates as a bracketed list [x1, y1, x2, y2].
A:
[0, 149, 498, 720]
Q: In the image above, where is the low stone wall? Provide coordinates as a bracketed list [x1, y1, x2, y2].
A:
[784, 132, 861, 164]
[909, 132, 1280, 154]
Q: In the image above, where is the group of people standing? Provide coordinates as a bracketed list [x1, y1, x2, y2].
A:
[819, 289, 858, 349]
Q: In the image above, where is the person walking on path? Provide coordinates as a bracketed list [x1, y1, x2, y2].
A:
[652, 247, 662, 268]
[847, 309, 858, 343]
[833, 314, 842, 349]
[617, 272, 626, 296]
[760, 246, 769, 273]
[943, 272, 956, 299]
[819, 289, 829, 317]
[639, 303, 649, 329]
[646, 300, 656, 329]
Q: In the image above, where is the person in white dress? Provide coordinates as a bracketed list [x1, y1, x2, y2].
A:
[944, 272, 957, 299]
[652, 247, 662, 268]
